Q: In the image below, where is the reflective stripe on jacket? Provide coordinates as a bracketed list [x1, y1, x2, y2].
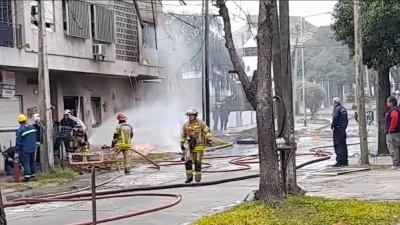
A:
[114, 122, 133, 149]
[16, 124, 37, 153]
[180, 119, 212, 151]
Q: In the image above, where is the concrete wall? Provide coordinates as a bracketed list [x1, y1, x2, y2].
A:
[0, 0, 163, 77]
[14, 71, 135, 129]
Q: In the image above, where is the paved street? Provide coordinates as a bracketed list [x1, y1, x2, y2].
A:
[4, 109, 383, 225]
[6, 139, 338, 225]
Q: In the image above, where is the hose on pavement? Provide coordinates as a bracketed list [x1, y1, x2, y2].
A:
[4, 151, 332, 225]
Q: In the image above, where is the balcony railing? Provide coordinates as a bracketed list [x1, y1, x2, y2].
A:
[0, 22, 22, 48]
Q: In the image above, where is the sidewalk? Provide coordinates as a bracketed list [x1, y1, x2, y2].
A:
[300, 156, 397, 201]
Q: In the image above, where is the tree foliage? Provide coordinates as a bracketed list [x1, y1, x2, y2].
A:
[331, 0, 400, 70]
[297, 82, 325, 119]
[301, 26, 355, 85]
[165, 14, 243, 101]
[331, 0, 400, 155]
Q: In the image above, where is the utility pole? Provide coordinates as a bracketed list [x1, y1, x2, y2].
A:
[38, 0, 54, 171]
[354, 0, 369, 165]
[300, 18, 307, 126]
[279, 0, 297, 194]
[203, 0, 211, 126]
[293, 47, 298, 115]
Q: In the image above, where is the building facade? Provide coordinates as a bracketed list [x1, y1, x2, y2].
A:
[0, 0, 167, 143]
[0, 3, 322, 147]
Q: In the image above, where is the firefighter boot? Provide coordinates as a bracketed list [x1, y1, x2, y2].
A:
[194, 161, 202, 182]
[124, 168, 130, 175]
[185, 160, 193, 183]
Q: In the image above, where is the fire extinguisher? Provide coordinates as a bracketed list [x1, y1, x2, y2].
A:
[13, 152, 20, 183]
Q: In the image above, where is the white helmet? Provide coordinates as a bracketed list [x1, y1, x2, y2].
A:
[185, 107, 198, 116]
[64, 109, 71, 115]
[33, 113, 40, 122]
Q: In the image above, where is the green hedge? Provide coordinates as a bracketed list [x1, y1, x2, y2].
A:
[193, 196, 400, 225]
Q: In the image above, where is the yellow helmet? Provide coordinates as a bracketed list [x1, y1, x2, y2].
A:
[18, 114, 27, 123]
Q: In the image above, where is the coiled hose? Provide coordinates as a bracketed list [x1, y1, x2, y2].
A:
[4, 151, 331, 225]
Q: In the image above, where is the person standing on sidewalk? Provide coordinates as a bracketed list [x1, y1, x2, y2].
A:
[385, 96, 400, 169]
[331, 97, 349, 167]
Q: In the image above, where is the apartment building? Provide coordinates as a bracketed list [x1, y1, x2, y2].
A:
[0, 0, 166, 136]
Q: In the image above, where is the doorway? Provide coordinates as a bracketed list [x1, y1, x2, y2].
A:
[63, 96, 84, 121]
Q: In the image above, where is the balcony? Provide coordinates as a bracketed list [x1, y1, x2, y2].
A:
[0, 21, 22, 48]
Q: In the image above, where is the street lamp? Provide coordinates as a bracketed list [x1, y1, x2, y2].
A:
[300, 11, 331, 126]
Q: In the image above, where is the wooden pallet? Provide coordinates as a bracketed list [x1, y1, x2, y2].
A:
[68, 151, 120, 173]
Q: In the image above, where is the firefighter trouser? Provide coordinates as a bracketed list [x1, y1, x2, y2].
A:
[73, 137, 90, 153]
[115, 148, 131, 170]
[184, 150, 204, 181]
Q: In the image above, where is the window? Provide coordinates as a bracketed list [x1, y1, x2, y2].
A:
[90, 97, 102, 127]
[30, 0, 55, 32]
[143, 22, 156, 48]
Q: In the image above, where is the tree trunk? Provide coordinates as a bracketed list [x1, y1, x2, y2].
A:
[377, 67, 390, 155]
[216, 0, 282, 202]
[255, 0, 283, 202]
[278, 0, 297, 194]
[0, 188, 7, 225]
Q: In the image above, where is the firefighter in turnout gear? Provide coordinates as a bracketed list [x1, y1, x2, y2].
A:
[72, 127, 90, 153]
[112, 113, 133, 174]
[180, 107, 212, 183]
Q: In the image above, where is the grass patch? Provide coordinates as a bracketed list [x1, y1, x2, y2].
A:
[193, 196, 400, 225]
[1, 167, 77, 192]
[210, 137, 230, 147]
[35, 167, 77, 185]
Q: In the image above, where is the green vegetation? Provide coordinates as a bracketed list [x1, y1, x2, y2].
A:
[331, 0, 400, 154]
[1, 167, 77, 192]
[301, 26, 354, 100]
[193, 196, 400, 225]
[296, 81, 325, 119]
[210, 137, 230, 147]
[36, 167, 77, 184]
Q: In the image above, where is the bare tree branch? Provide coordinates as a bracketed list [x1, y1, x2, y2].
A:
[215, 0, 257, 108]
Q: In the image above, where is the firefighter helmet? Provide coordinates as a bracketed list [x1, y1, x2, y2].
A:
[117, 113, 127, 121]
[185, 107, 198, 116]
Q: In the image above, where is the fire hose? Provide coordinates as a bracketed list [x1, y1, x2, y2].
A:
[4, 151, 332, 225]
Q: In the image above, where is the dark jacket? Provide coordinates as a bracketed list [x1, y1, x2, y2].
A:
[33, 123, 42, 143]
[220, 105, 230, 118]
[385, 105, 400, 133]
[60, 118, 75, 128]
[331, 104, 348, 129]
[15, 123, 37, 153]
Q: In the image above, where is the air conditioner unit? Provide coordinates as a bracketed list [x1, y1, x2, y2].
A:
[92, 44, 107, 61]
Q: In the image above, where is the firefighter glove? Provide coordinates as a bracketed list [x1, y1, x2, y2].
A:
[111, 140, 116, 148]
[180, 145, 185, 151]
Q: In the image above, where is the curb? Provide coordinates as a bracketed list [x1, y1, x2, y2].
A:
[205, 143, 234, 152]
